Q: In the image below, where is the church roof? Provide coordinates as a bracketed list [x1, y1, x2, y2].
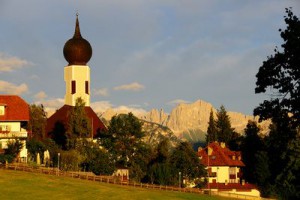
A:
[46, 105, 106, 137]
[63, 14, 92, 66]
[198, 142, 245, 167]
[0, 95, 29, 121]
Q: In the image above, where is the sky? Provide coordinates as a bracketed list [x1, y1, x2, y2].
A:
[1, 0, 299, 116]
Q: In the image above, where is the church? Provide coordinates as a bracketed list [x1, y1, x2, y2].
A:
[46, 14, 106, 139]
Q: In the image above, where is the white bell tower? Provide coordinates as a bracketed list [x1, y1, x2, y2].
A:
[63, 14, 92, 107]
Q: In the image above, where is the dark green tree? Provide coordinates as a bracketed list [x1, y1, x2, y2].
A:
[170, 141, 206, 187]
[254, 151, 273, 197]
[206, 109, 217, 143]
[147, 138, 173, 185]
[254, 8, 300, 128]
[215, 105, 234, 144]
[26, 138, 46, 162]
[275, 137, 300, 199]
[100, 112, 147, 181]
[66, 97, 92, 149]
[253, 8, 300, 199]
[241, 121, 263, 183]
[28, 104, 47, 140]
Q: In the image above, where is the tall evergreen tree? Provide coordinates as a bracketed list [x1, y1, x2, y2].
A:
[66, 97, 91, 149]
[241, 120, 263, 183]
[28, 104, 47, 140]
[215, 105, 234, 144]
[206, 109, 217, 143]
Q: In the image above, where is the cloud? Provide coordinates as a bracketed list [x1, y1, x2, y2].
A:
[90, 101, 113, 113]
[33, 98, 64, 117]
[90, 101, 147, 119]
[167, 99, 190, 106]
[0, 53, 31, 73]
[113, 82, 145, 91]
[34, 91, 47, 100]
[0, 81, 28, 95]
[93, 88, 109, 97]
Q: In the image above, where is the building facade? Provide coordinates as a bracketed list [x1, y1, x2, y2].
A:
[0, 95, 29, 162]
[198, 142, 260, 197]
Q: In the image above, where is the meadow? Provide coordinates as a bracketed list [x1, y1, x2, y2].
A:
[0, 169, 231, 200]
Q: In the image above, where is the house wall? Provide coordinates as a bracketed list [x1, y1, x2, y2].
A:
[0, 121, 28, 162]
[0, 122, 21, 132]
[209, 166, 240, 183]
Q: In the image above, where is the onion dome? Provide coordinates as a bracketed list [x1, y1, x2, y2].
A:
[63, 14, 92, 65]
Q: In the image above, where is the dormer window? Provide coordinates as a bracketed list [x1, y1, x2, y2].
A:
[232, 155, 236, 160]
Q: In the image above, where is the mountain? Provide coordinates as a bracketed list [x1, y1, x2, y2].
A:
[100, 99, 270, 143]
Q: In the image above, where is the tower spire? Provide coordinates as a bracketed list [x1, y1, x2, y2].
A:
[74, 12, 82, 39]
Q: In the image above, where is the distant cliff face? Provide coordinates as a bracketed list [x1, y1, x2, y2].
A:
[100, 99, 270, 142]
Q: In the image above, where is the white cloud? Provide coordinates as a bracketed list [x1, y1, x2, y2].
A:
[90, 101, 113, 113]
[34, 91, 47, 100]
[167, 99, 190, 106]
[34, 98, 64, 117]
[93, 88, 109, 97]
[113, 82, 145, 91]
[0, 53, 31, 72]
[0, 80, 28, 95]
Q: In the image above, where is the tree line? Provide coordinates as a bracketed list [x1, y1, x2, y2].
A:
[23, 99, 206, 187]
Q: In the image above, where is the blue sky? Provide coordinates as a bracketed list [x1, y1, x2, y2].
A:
[1, 0, 299, 116]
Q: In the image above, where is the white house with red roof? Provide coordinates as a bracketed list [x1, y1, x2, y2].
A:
[198, 141, 260, 197]
[0, 95, 29, 162]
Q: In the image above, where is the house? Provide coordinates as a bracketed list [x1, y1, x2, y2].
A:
[0, 95, 29, 162]
[198, 141, 260, 197]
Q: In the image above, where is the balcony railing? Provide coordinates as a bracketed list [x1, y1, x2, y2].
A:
[0, 131, 28, 138]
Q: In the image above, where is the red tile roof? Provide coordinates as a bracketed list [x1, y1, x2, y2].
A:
[0, 95, 29, 121]
[198, 142, 245, 167]
[46, 104, 106, 137]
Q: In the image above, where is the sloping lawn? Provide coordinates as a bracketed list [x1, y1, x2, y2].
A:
[0, 169, 227, 200]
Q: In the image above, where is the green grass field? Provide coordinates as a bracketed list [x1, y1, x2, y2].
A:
[0, 169, 229, 200]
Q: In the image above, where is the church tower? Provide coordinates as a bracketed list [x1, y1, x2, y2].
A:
[63, 14, 92, 106]
[46, 14, 106, 138]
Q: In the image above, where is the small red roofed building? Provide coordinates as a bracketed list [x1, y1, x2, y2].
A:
[46, 14, 106, 140]
[198, 141, 260, 197]
[0, 95, 29, 162]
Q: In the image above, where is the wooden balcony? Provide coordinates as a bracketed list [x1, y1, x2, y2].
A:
[0, 131, 28, 138]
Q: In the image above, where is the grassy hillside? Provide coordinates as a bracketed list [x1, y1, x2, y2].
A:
[0, 169, 228, 200]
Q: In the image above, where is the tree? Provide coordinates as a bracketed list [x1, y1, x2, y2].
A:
[26, 138, 46, 162]
[215, 105, 234, 144]
[170, 142, 206, 187]
[254, 8, 300, 128]
[147, 138, 173, 185]
[253, 8, 300, 198]
[241, 121, 263, 183]
[0, 139, 24, 163]
[28, 104, 47, 140]
[254, 151, 273, 197]
[206, 109, 217, 143]
[100, 113, 146, 179]
[275, 137, 300, 199]
[66, 97, 92, 149]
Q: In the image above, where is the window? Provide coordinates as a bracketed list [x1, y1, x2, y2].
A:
[71, 80, 76, 94]
[85, 81, 89, 94]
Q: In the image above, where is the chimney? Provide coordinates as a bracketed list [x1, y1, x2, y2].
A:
[208, 147, 213, 155]
[198, 147, 202, 152]
[220, 142, 226, 148]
